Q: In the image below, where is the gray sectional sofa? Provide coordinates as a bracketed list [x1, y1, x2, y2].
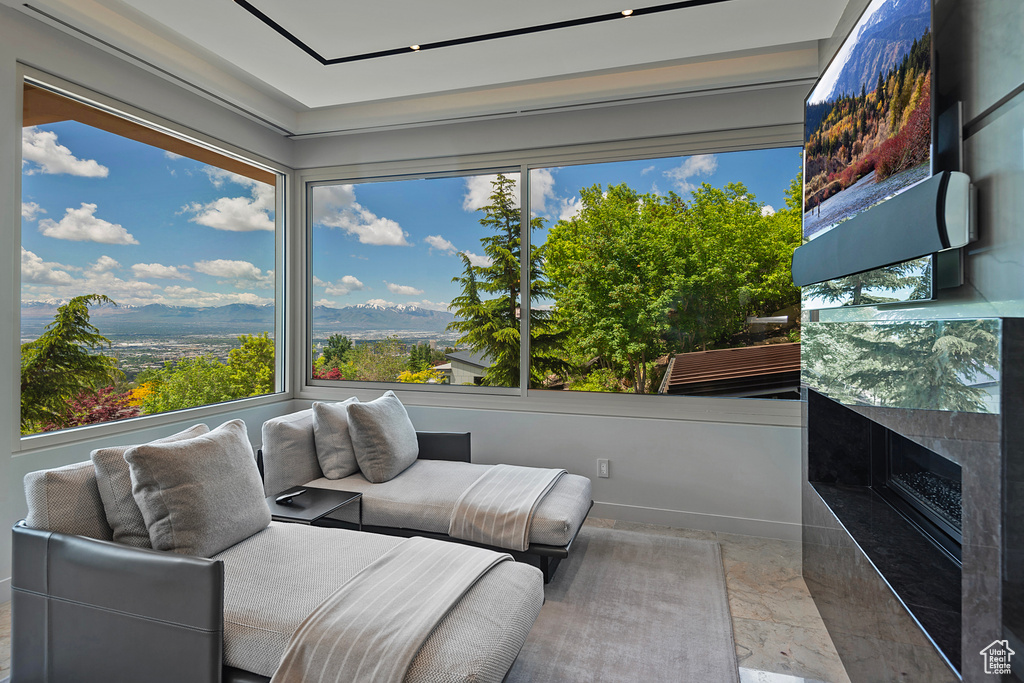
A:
[11, 419, 545, 683]
[261, 404, 593, 582]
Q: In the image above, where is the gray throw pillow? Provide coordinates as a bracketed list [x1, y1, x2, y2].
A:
[125, 418, 270, 557]
[312, 397, 360, 479]
[91, 423, 210, 548]
[23, 461, 113, 541]
[347, 390, 419, 483]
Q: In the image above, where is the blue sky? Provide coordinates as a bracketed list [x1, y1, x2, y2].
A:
[21, 120, 800, 313]
[21, 120, 276, 307]
[311, 146, 801, 311]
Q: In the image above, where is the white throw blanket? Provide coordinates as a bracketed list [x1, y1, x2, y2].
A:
[449, 464, 566, 552]
[271, 537, 510, 683]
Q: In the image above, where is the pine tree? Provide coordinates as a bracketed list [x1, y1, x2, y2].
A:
[20, 294, 121, 433]
[447, 174, 566, 387]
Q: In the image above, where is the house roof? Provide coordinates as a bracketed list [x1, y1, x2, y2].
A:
[445, 349, 492, 369]
[659, 343, 801, 398]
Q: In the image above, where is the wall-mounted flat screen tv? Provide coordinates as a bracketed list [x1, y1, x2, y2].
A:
[803, 0, 933, 243]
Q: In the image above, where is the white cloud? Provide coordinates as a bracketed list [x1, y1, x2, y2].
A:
[23, 270, 160, 305]
[424, 234, 457, 254]
[664, 154, 718, 194]
[183, 170, 275, 232]
[463, 174, 523, 212]
[406, 299, 449, 311]
[556, 196, 582, 221]
[22, 127, 109, 177]
[385, 281, 424, 296]
[529, 169, 557, 215]
[90, 255, 120, 273]
[464, 171, 575, 221]
[323, 275, 365, 296]
[21, 248, 73, 285]
[761, 205, 776, 216]
[641, 165, 656, 175]
[313, 183, 410, 246]
[461, 250, 493, 268]
[193, 259, 273, 288]
[165, 151, 183, 161]
[22, 202, 46, 221]
[132, 262, 191, 280]
[364, 298, 395, 307]
[314, 298, 337, 307]
[161, 285, 272, 307]
[38, 203, 139, 244]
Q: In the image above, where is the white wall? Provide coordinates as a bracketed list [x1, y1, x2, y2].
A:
[406, 405, 802, 539]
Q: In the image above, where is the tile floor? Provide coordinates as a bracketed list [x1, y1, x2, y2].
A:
[0, 520, 850, 683]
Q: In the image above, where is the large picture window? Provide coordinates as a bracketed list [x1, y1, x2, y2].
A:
[20, 81, 280, 436]
[309, 172, 523, 389]
[530, 148, 803, 398]
[307, 147, 805, 403]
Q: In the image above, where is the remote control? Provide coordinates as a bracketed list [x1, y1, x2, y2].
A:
[275, 489, 307, 506]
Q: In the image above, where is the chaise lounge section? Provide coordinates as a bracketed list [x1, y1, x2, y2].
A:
[261, 397, 593, 583]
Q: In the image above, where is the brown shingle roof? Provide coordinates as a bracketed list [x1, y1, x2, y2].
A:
[660, 342, 801, 397]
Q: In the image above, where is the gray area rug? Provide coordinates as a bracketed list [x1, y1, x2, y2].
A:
[506, 526, 740, 682]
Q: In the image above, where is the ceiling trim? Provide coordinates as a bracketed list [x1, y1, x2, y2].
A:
[234, 0, 737, 65]
[22, 2, 297, 135]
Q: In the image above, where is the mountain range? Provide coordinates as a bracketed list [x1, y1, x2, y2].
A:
[21, 301, 456, 336]
[826, 0, 930, 102]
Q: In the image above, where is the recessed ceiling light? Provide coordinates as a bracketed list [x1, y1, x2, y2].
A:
[410, 44, 421, 51]
[621, 9, 634, 16]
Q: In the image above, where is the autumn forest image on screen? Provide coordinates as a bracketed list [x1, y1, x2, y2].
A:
[803, 0, 932, 241]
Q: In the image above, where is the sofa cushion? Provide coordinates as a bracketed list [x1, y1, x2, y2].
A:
[261, 409, 322, 497]
[126, 418, 270, 557]
[309, 461, 593, 547]
[311, 397, 360, 479]
[24, 461, 113, 540]
[91, 423, 211, 548]
[347, 390, 419, 483]
[214, 522, 542, 682]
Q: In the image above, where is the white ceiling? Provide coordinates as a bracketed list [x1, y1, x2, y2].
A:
[7, 0, 850, 134]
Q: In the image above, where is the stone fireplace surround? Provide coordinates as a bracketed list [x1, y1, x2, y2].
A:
[802, 320, 1021, 682]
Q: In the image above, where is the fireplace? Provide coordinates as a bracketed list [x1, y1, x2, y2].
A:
[872, 430, 963, 563]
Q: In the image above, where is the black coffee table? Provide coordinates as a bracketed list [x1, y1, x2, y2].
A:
[266, 486, 362, 528]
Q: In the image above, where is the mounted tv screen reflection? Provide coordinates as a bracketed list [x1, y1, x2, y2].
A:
[803, 256, 932, 310]
[803, 0, 932, 242]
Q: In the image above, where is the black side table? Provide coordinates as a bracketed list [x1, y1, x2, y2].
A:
[266, 486, 362, 529]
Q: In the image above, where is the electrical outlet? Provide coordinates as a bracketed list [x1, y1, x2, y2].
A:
[597, 459, 610, 478]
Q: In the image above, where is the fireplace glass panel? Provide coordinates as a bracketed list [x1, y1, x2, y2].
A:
[887, 434, 962, 544]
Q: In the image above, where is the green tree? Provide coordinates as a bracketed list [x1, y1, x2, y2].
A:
[407, 343, 432, 372]
[670, 180, 801, 352]
[547, 184, 687, 393]
[447, 174, 566, 387]
[20, 294, 121, 434]
[227, 332, 275, 397]
[321, 334, 353, 368]
[546, 176, 802, 393]
[348, 336, 408, 382]
[140, 356, 234, 414]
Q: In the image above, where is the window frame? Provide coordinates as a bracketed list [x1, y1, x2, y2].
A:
[15, 67, 292, 453]
[296, 125, 806, 427]
[303, 167, 524, 397]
